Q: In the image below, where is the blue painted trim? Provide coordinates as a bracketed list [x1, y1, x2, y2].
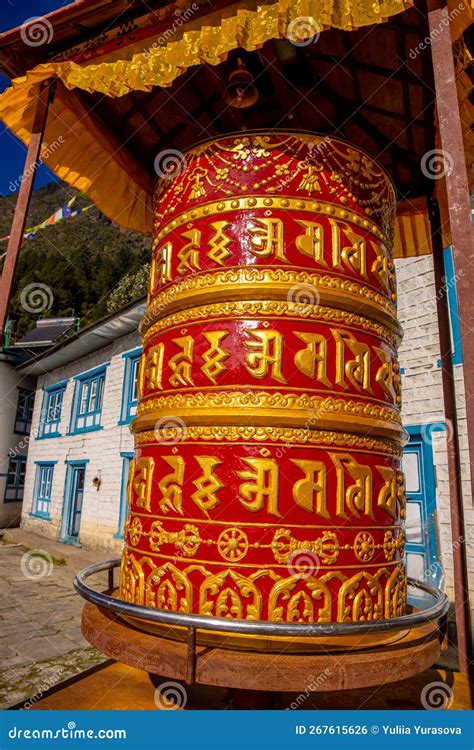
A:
[118, 349, 142, 426]
[3, 455, 27, 503]
[403, 422, 442, 587]
[60, 460, 88, 544]
[69, 364, 108, 435]
[404, 421, 446, 438]
[122, 346, 142, 360]
[29, 511, 52, 522]
[43, 379, 69, 392]
[72, 362, 110, 382]
[13, 387, 34, 435]
[38, 380, 68, 439]
[443, 246, 463, 366]
[115, 452, 134, 538]
[69, 424, 104, 436]
[32, 462, 55, 518]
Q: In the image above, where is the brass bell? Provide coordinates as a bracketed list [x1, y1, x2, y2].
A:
[223, 58, 259, 109]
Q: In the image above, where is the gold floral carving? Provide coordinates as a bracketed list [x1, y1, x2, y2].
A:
[124, 517, 405, 565]
[268, 575, 332, 623]
[134, 390, 404, 442]
[199, 569, 262, 620]
[383, 529, 406, 561]
[385, 564, 407, 618]
[271, 529, 340, 564]
[337, 570, 385, 622]
[353, 531, 375, 562]
[148, 520, 202, 556]
[217, 528, 249, 562]
[119, 553, 406, 622]
[134, 424, 403, 457]
[153, 196, 388, 248]
[144, 267, 398, 331]
[141, 299, 402, 348]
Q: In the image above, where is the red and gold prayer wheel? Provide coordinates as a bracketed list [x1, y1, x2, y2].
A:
[119, 132, 407, 646]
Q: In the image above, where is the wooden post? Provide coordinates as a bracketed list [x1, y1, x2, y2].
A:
[0, 79, 54, 339]
[429, 198, 472, 675]
[427, 1, 474, 501]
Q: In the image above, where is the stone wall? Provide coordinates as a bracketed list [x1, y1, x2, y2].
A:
[396, 255, 473, 621]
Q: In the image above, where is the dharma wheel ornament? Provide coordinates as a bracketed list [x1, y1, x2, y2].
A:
[119, 132, 407, 644]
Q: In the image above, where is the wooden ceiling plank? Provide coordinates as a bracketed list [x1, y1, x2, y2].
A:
[306, 67, 420, 172]
[310, 51, 425, 87]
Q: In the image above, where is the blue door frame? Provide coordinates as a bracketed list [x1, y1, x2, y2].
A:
[61, 461, 88, 544]
[403, 424, 443, 588]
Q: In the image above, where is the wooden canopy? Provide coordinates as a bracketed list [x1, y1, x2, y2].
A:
[0, 0, 471, 246]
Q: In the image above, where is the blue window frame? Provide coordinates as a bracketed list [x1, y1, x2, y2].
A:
[14, 388, 34, 434]
[4, 456, 27, 502]
[402, 423, 443, 593]
[61, 460, 88, 544]
[32, 462, 56, 519]
[115, 452, 133, 538]
[70, 365, 108, 434]
[119, 348, 141, 425]
[38, 381, 68, 438]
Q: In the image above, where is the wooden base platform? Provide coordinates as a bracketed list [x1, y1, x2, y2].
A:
[26, 661, 472, 710]
[81, 602, 445, 693]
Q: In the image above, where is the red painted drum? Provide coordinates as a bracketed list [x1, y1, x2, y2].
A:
[119, 132, 407, 644]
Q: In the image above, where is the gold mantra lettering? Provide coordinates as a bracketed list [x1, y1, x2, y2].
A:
[191, 456, 224, 515]
[201, 331, 230, 384]
[177, 229, 200, 275]
[129, 455, 405, 520]
[169, 336, 194, 387]
[151, 217, 390, 290]
[140, 328, 399, 399]
[244, 330, 286, 383]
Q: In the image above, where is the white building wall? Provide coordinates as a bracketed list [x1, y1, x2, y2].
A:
[21, 330, 141, 553]
[396, 255, 473, 622]
[0, 359, 36, 528]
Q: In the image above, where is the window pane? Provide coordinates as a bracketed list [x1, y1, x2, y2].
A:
[89, 378, 98, 407]
[402, 451, 420, 493]
[406, 553, 424, 580]
[96, 376, 104, 410]
[405, 502, 423, 543]
[79, 382, 89, 414]
[131, 358, 139, 402]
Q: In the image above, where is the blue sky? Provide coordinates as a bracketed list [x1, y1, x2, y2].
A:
[0, 1, 68, 196]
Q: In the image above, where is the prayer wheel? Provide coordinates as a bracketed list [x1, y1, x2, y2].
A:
[119, 132, 407, 644]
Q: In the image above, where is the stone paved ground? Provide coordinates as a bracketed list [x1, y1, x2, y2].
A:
[0, 538, 108, 708]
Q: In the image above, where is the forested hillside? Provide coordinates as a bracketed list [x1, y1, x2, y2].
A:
[0, 182, 150, 339]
